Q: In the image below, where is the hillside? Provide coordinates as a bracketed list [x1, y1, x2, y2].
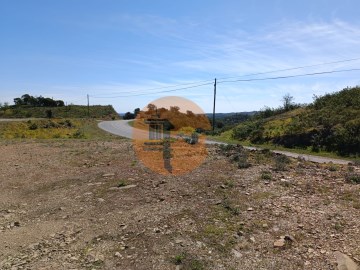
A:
[229, 86, 360, 157]
[0, 105, 120, 119]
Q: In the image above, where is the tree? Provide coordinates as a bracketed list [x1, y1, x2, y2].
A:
[282, 93, 294, 111]
[14, 98, 23, 106]
[123, 112, 135, 120]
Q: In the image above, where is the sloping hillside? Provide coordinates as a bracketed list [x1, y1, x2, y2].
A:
[230, 86, 360, 156]
[0, 105, 120, 119]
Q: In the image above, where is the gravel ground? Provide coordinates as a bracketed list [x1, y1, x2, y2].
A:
[0, 140, 359, 269]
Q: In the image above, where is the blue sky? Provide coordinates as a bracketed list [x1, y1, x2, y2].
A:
[1, 0, 360, 113]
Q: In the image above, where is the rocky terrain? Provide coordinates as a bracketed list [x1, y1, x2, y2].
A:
[0, 140, 359, 269]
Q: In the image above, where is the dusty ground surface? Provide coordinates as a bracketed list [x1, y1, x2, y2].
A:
[0, 139, 359, 270]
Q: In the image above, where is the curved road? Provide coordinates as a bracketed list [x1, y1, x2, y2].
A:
[98, 120, 351, 165]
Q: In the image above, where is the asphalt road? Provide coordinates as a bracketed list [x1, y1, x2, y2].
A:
[98, 120, 351, 165]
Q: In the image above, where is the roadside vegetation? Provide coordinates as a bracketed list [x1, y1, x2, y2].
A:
[0, 94, 120, 119]
[0, 119, 121, 140]
[212, 86, 360, 158]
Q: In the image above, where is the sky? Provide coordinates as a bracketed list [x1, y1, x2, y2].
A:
[1, 0, 360, 113]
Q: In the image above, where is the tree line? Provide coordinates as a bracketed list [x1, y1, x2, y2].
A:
[13, 94, 65, 107]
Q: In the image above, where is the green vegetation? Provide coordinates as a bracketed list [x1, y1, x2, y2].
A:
[0, 93, 119, 119]
[228, 86, 360, 157]
[260, 170, 272, 180]
[0, 104, 119, 119]
[0, 119, 120, 140]
[345, 172, 360, 184]
[170, 253, 205, 270]
[13, 94, 64, 107]
[117, 180, 127, 187]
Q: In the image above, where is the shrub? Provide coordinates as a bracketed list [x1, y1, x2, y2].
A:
[237, 152, 251, 169]
[260, 170, 272, 180]
[28, 123, 38, 130]
[274, 155, 291, 171]
[345, 173, 360, 184]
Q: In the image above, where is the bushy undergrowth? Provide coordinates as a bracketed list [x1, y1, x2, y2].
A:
[231, 86, 360, 156]
[0, 119, 86, 139]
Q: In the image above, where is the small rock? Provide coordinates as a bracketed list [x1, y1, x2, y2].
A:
[335, 251, 360, 270]
[231, 249, 242, 258]
[102, 173, 115, 177]
[175, 239, 183, 244]
[114, 252, 121, 257]
[97, 198, 105, 203]
[247, 207, 254, 211]
[118, 184, 137, 190]
[273, 238, 286, 248]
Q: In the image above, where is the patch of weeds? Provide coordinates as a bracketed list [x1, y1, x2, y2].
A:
[131, 160, 137, 166]
[274, 154, 291, 171]
[28, 122, 38, 130]
[224, 179, 235, 188]
[334, 222, 344, 232]
[260, 170, 272, 180]
[345, 172, 360, 184]
[221, 198, 240, 216]
[237, 152, 251, 169]
[187, 259, 205, 270]
[340, 190, 357, 202]
[203, 224, 226, 236]
[251, 191, 274, 201]
[171, 253, 186, 265]
[328, 163, 338, 171]
[117, 180, 127, 187]
[72, 129, 86, 139]
[171, 252, 206, 270]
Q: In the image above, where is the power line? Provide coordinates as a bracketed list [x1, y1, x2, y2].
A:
[89, 56, 360, 97]
[91, 82, 213, 98]
[216, 57, 360, 81]
[90, 79, 214, 97]
[90, 67, 360, 98]
[218, 68, 360, 84]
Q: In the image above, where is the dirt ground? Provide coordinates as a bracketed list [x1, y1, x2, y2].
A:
[0, 139, 359, 270]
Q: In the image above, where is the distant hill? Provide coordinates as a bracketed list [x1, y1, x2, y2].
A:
[0, 105, 120, 119]
[228, 86, 360, 156]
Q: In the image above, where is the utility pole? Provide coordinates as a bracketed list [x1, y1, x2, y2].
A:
[212, 78, 217, 131]
[87, 94, 90, 118]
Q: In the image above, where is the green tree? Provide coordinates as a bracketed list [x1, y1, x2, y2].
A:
[282, 93, 294, 111]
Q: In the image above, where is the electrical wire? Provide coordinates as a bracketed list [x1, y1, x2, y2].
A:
[91, 82, 213, 98]
[89, 56, 360, 97]
[89, 79, 214, 97]
[216, 57, 360, 81]
[90, 67, 360, 98]
[218, 68, 360, 84]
